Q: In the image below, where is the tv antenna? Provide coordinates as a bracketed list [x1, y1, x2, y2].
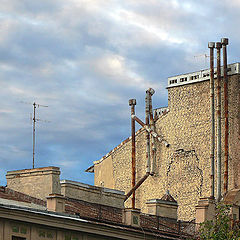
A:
[32, 102, 49, 169]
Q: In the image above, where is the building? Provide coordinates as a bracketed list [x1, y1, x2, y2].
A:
[0, 167, 195, 240]
[87, 62, 240, 221]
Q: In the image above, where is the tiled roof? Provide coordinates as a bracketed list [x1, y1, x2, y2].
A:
[0, 186, 46, 207]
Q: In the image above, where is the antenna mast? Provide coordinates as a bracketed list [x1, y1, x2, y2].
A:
[32, 102, 48, 169]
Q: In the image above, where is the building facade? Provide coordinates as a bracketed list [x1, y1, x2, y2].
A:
[89, 63, 240, 220]
[0, 167, 194, 240]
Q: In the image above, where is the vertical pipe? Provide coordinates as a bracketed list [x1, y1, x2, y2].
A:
[33, 102, 36, 169]
[129, 99, 137, 209]
[208, 42, 215, 199]
[221, 38, 229, 195]
[148, 88, 156, 175]
[216, 42, 222, 202]
[145, 91, 151, 173]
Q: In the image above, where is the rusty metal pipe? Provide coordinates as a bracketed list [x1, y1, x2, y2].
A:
[216, 42, 222, 202]
[145, 90, 151, 173]
[129, 99, 137, 208]
[208, 42, 215, 199]
[148, 89, 156, 175]
[221, 38, 229, 195]
[124, 173, 150, 201]
[132, 115, 170, 147]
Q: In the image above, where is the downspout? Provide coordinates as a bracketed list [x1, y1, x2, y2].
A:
[216, 42, 222, 202]
[125, 173, 149, 201]
[208, 42, 215, 199]
[129, 99, 137, 208]
[221, 38, 229, 195]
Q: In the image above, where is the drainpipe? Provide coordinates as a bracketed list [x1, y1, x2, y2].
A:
[129, 99, 137, 209]
[145, 90, 151, 174]
[221, 38, 229, 195]
[148, 88, 156, 175]
[208, 42, 215, 199]
[125, 173, 150, 201]
[216, 42, 222, 202]
[126, 89, 170, 203]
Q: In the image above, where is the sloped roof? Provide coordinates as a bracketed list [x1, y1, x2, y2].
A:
[161, 190, 177, 203]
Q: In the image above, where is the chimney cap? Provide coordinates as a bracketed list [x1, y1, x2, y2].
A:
[129, 99, 136, 106]
[208, 42, 215, 48]
[215, 42, 222, 48]
[221, 38, 229, 45]
[146, 88, 155, 96]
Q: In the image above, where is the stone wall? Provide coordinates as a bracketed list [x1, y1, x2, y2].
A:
[94, 75, 240, 221]
[6, 167, 61, 200]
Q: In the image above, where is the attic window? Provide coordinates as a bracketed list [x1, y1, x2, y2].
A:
[180, 77, 187, 82]
[170, 79, 177, 84]
[203, 73, 210, 77]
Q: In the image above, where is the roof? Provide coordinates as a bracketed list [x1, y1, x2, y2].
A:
[0, 202, 192, 239]
[0, 186, 46, 207]
[0, 186, 195, 238]
[161, 190, 177, 203]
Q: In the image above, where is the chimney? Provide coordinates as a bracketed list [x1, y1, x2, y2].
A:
[224, 188, 240, 221]
[146, 191, 178, 219]
[47, 194, 65, 213]
[122, 208, 141, 227]
[6, 167, 61, 200]
[195, 197, 216, 225]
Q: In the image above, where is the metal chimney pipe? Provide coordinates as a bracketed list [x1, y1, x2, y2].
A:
[208, 41, 215, 199]
[129, 99, 137, 208]
[221, 38, 229, 195]
[216, 42, 222, 202]
[145, 90, 151, 173]
[148, 88, 156, 175]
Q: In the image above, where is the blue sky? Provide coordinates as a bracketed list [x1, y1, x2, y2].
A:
[0, 0, 240, 186]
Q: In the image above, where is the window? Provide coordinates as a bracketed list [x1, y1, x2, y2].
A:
[65, 233, 79, 240]
[180, 77, 187, 82]
[169, 79, 177, 85]
[12, 237, 26, 240]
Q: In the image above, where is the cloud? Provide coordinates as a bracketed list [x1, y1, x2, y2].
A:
[0, 0, 240, 186]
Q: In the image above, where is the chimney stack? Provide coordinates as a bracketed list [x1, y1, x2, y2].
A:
[146, 191, 178, 219]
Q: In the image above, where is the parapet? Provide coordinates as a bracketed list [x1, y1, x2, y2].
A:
[60, 180, 125, 209]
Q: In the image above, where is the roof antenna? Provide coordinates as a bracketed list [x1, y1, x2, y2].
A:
[194, 54, 210, 67]
[32, 102, 49, 169]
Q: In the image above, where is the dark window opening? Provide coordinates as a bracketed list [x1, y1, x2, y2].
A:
[12, 237, 26, 240]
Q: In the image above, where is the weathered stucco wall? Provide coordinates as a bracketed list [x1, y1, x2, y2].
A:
[94, 155, 115, 189]
[94, 75, 240, 221]
[61, 180, 125, 208]
[6, 167, 61, 200]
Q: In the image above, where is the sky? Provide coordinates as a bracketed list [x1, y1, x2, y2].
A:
[0, 0, 240, 186]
